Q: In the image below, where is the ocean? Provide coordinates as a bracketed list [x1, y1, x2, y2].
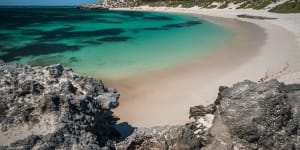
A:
[0, 7, 233, 79]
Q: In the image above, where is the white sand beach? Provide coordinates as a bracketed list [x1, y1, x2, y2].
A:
[107, 7, 300, 127]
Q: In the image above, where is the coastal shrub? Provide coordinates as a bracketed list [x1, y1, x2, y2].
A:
[251, 0, 272, 9]
[135, 0, 275, 9]
[237, 1, 249, 9]
[207, 4, 218, 8]
[269, 0, 300, 13]
[218, 2, 228, 9]
[0, 110, 6, 116]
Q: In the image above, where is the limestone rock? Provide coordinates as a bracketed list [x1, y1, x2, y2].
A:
[1, 61, 300, 150]
[205, 79, 300, 150]
[0, 63, 120, 149]
[116, 125, 203, 150]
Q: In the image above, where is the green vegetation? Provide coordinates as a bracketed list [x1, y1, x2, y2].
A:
[0, 110, 7, 116]
[134, 0, 300, 13]
[219, 2, 228, 9]
[134, 0, 274, 9]
[269, 0, 300, 13]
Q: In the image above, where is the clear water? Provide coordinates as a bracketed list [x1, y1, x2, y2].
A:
[0, 7, 233, 79]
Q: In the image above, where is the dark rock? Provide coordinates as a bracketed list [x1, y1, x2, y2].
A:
[116, 124, 204, 149]
[0, 102, 8, 112]
[19, 80, 44, 96]
[189, 104, 216, 119]
[0, 59, 4, 66]
[0, 64, 120, 149]
[46, 64, 64, 78]
[205, 79, 300, 150]
[1, 62, 300, 150]
[10, 135, 41, 149]
[60, 81, 77, 94]
[76, 5, 109, 10]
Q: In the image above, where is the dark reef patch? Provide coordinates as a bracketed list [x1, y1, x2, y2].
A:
[69, 57, 80, 63]
[0, 33, 12, 41]
[106, 21, 123, 24]
[117, 11, 145, 18]
[130, 20, 201, 33]
[97, 36, 131, 42]
[0, 8, 203, 64]
[0, 43, 81, 62]
[163, 21, 202, 28]
[144, 16, 174, 21]
[0, 8, 120, 29]
[84, 41, 103, 45]
[143, 27, 167, 31]
[23, 27, 125, 42]
[0, 45, 4, 49]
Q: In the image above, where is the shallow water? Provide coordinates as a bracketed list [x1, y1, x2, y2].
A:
[0, 7, 233, 78]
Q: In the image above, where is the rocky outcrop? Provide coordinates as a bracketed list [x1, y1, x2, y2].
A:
[0, 63, 120, 149]
[117, 80, 300, 150]
[201, 79, 300, 150]
[76, 4, 109, 10]
[1, 61, 299, 150]
[116, 125, 205, 149]
[77, 0, 135, 10]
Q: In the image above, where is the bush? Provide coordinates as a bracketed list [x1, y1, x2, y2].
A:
[269, 0, 300, 13]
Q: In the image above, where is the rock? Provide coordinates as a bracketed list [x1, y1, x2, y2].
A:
[116, 79, 300, 150]
[116, 125, 204, 150]
[76, 5, 109, 10]
[0, 63, 120, 149]
[189, 104, 216, 119]
[0, 60, 4, 66]
[46, 64, 65, 78]
[205, 79, 300, 150]
[19, 80, 44, 96]
[60, 81, 77, 94]
[1, 61, 300, 150]
[77, 0, 135, 9]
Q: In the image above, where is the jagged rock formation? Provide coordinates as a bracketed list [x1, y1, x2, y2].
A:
[208, 79, 300, 150]
[116, 125, 205, 149]
[0, 63, 120, 149]
[77, 0, 135, 10]
[1, 61, 299, 150]
[118, 80, 300, 150]
[100, 0, 135, 8]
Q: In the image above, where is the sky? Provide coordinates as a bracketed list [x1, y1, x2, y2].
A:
[0, 0, 99, 6]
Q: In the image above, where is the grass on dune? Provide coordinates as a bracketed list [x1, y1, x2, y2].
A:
[135, 0, 274, 9]
[134, 0, 300, 13]
[269, 0, 300, 13]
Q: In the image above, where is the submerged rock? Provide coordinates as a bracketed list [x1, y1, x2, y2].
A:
[0, 63, 120, 149]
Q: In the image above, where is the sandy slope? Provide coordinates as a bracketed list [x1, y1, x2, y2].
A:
[107, 7, 300, 127]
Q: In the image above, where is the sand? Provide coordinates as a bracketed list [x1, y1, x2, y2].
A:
[107, 7, 300, 127]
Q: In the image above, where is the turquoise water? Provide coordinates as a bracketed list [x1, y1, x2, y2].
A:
[0, 7, 233, 78]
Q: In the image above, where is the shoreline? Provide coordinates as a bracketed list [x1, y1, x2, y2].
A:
[106, 8, 300, 127]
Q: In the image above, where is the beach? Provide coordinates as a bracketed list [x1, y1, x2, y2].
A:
[108, 7, 300, 127]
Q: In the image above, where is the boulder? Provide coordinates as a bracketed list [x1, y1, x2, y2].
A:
[0, 63, 120, 149]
